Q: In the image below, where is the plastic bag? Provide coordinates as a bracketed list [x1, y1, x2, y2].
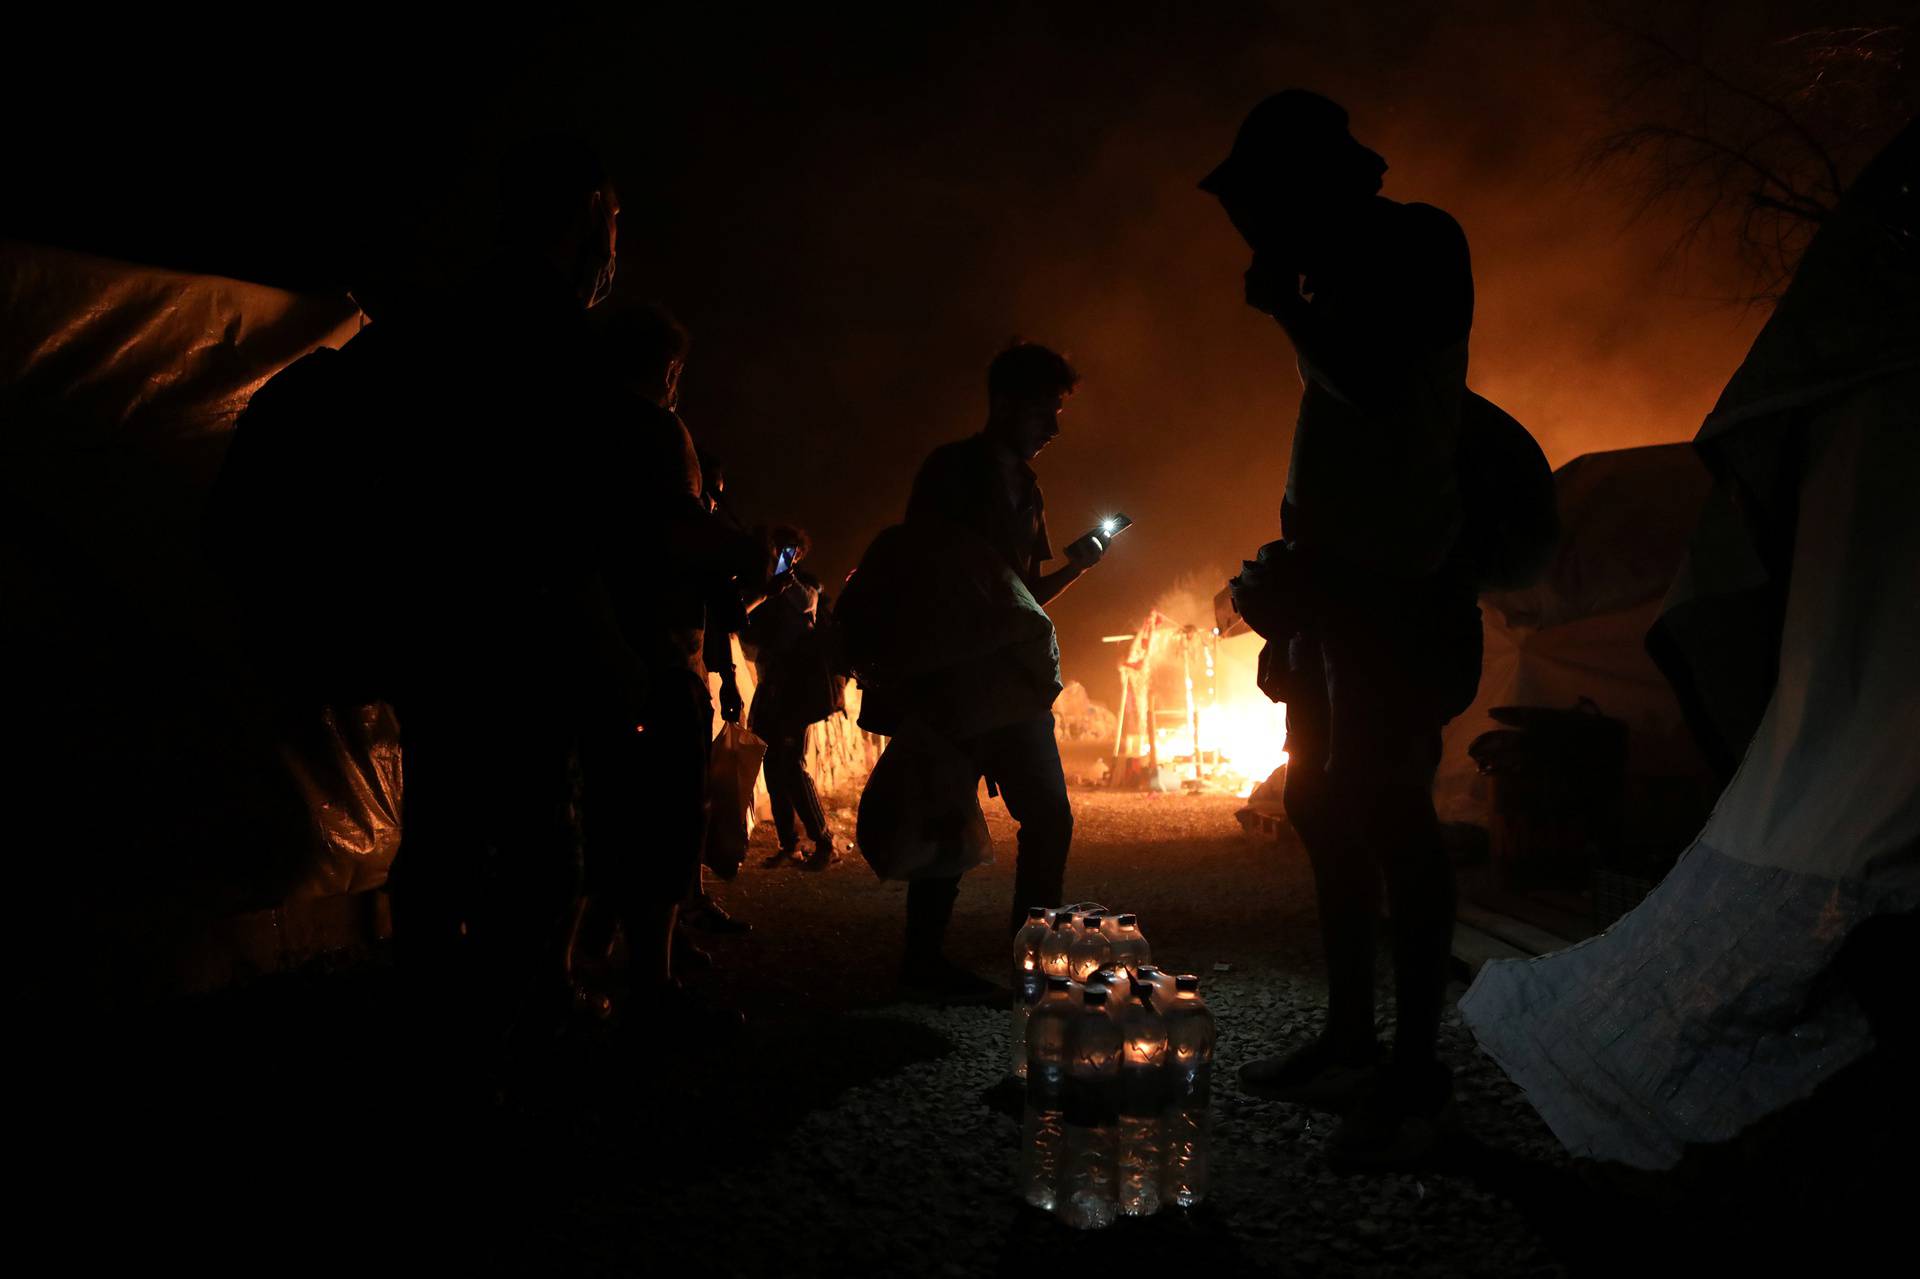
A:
[280, 701, 404, 899]
[856, 725, 993, 881]
[705, 722, 767, 878]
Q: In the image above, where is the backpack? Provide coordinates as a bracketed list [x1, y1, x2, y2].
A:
[1454, 390, 1558, 591]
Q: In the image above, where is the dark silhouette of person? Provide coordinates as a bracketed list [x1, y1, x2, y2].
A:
[868, 341, 1107, 998]
[573, 299, 762, 1027]
[364, 133, 641, 1060]
[748, 526, 841, 870]
[693, 451, 750, 726]
[1203, 91, 1484, 1169]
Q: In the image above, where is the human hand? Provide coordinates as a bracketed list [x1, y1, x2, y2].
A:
[1065, 532, 1107, 570]
[1243, 255, 1300, 316]
[719, 675, 745, 723]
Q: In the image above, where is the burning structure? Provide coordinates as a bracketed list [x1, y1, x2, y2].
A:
[1103, 601, 1286, 797]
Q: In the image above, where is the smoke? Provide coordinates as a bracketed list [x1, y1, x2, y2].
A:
[9, 1, 1861, 696]
[598, 2, 1791, 692]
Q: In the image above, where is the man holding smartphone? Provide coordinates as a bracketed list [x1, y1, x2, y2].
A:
[749, 526, 841, 870]
[869, 340, 1107, 998]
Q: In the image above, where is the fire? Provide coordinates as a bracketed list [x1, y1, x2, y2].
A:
[1109, 604, 1288, 797]
[1154, 677, 1289, 797]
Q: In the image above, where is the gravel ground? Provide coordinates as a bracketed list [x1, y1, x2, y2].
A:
[19, 789, 1764, 1274]
[553, 790, 1581, 1277]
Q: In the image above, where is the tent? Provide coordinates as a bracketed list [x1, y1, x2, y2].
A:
[3, 240, 374, 999]
[1460, 120, 1920, 1169]
[1436, 443, 1721, 882]
[2, 238, 885, 1001]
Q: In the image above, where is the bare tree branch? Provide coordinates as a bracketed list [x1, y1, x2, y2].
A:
[1583, 2, 1915, 303]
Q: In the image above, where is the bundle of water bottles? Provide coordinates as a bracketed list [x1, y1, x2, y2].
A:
[1011, 903, 1216, 1230]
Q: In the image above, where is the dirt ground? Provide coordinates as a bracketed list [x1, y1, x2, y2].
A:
[17, 788, 1878, 1275]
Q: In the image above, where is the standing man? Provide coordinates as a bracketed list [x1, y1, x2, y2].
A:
[379, 133, 638, 1058]
[1204, 92, 1485, 1169]
[748, 526, 841, 870]
[575, 299, 761, 1028]
[860, 341, 1106, 998]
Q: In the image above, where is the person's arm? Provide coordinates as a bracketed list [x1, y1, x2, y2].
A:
[1246, 205, 1472, 412]
[704, 620, 744, 722]
[1024, 536, 1104, 606]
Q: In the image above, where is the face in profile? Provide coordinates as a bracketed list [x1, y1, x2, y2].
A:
[997, 393, 1066, 460]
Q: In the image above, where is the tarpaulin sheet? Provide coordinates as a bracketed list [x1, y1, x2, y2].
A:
[1460, 121, 1920, 1168]
[2, 240, 375, 971]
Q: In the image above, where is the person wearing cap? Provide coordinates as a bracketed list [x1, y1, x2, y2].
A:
[1203, 90, 1485, 1170]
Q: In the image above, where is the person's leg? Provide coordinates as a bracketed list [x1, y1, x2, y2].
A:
[579, 722, 654, 983]
[1239, 639, 1385, 1103]
[1323, 586, 1469, 1085]
[899, 873, 997, 997]
[1364, 738, 1454, 1077]
[1318, 596, 1470, 1168]
[442, 700, 580, 1034]
[1285, 673, 1381, 1057]
[639, 691, 714, 987]
[787, 725, 836, 868]
[763, 735, 802, 851]
[976, 714, 1074, 935]
[904, 875, 961, 971]
[791, 726, 831, 847]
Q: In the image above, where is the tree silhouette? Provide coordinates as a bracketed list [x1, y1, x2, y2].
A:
[1588, 3, 1917, 301]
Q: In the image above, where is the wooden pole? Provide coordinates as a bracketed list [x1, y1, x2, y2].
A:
[1184, 629, 1201, 782]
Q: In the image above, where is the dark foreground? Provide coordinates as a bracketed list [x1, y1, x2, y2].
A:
[19, 791, 1901, 1275]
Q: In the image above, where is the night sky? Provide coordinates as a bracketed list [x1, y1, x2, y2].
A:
[11, 1, 1892, 690]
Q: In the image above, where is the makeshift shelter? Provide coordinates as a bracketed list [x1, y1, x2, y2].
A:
[1, 238, 886, 1001]
[1461, 121, 1920, 1169]
[1436, 444, 1721, 892]
[3, 240, 374, 997]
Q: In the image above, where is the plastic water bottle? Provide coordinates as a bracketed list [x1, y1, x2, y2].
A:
[1061, 986, 1121, 1229]
[1115, 978, 1169, 1217]
[1039, 912, 1077, 981]
[1161, 974, 1215, 1208]
[1134, 963, 1175, 1008]
[1104, 914, 1151, 973]
[1068, 919, 1114, 982]
[1011, 907, 1053, 1078]
[1020, 977, 1077, 1211]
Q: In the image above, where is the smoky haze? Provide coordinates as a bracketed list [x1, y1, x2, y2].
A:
[12, 2, 1841, 694]
[608, 3, 1771, 693]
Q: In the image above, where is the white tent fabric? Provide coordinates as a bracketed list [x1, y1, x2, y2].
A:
[1460, 383, 1920, 1167]
[1435, 445, 1714, 853]
[1460, 120, 1920, 1170]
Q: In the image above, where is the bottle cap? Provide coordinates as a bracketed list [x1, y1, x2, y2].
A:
[1175, 974, 1200, 992]
[1083, 988, 1108, 1006]
[1028, 906, 1047, 920]
[1118, 913, 1139, 927]
[1046, 976, 1072, 991]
